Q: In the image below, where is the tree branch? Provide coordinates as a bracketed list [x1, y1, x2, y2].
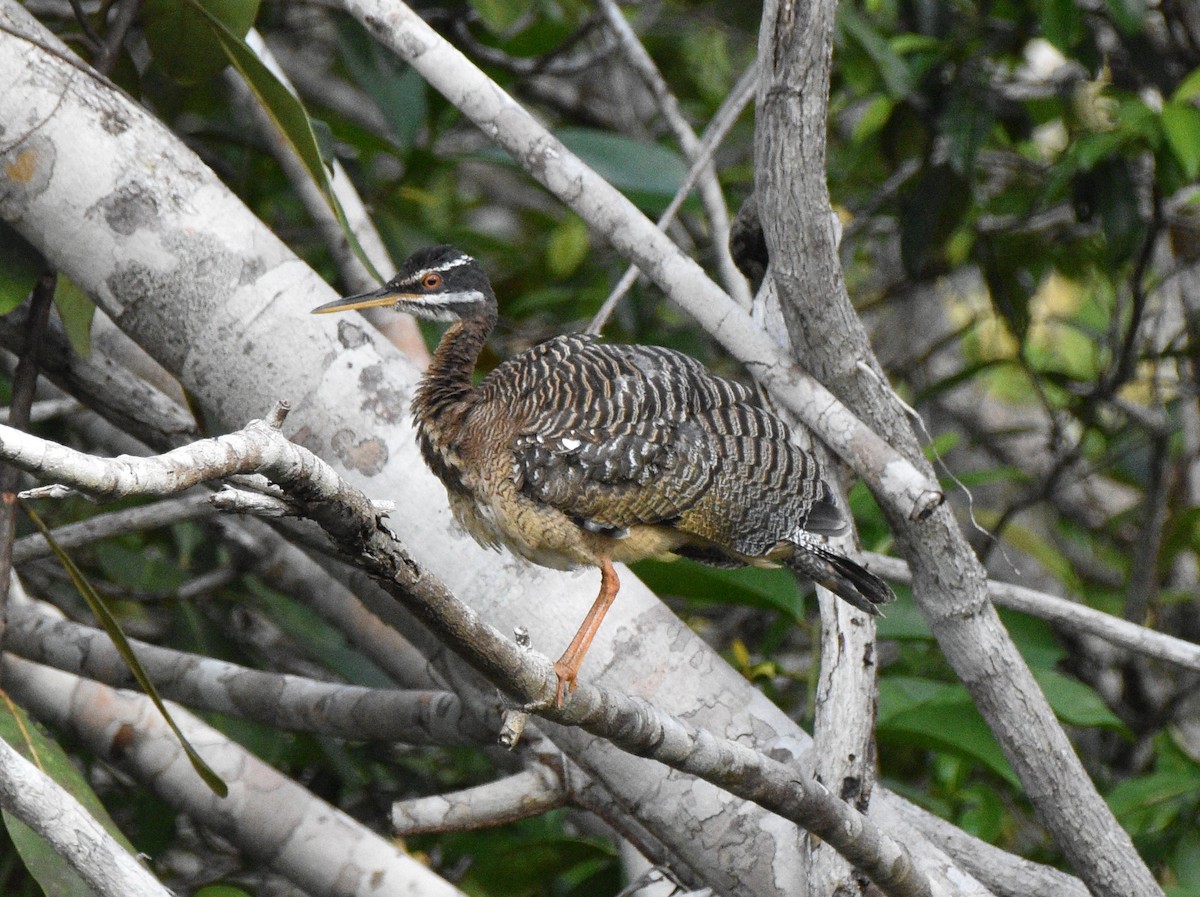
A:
[5, 600, 496, 745]
[392, 766, 565, 835]
[865, 551, 1200, 673]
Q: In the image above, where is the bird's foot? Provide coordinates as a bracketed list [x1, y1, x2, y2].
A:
[552, 660, 578, 709]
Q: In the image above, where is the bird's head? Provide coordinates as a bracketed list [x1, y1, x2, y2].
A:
[312, 245, 495, 322]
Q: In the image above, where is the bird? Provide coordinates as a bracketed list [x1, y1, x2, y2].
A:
[313, 245, 895, 705]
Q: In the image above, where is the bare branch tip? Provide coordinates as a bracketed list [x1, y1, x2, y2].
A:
[266, 401, 291, 429]
[910, 489, 944, 521]
[498, 708, 530, 750]
[19, 484, 79, 501]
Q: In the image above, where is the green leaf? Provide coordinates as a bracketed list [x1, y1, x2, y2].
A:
[878, 677, 1020, 787]
[1038, 0, 1083, 51]
[545, 215, 589, 279]
[95, 541, 187, 593]
[1032, 670, 1124, 729]
[0, 695, 138, 897]
[1173, 66, 1200, 103]
[469, 0, 527, 34]
[1162, 102, 1200, 179]
[53, 276, 96, 359]
[852, 95, 895, 143]
[336, 19, 427, 149]
[461, 836, 616, 897]
[900, 163, 972, 277]
[1108, 735, 1200, 833]
[555, 128, 688, 205]
[1172, 826, 1200, 890]
[873, 594, 932, 640]
[0, 222, 45, 315]
[2, 810, 95, 897]
[839, 5, 916, 100]
[23, 504, 229, 797]
[1103, 0, 1146, 36]
[998, 609, 1067, 670]
[183, 0, 383, 283]
[242, 578, 393, 689]
[941, 83, 994, 174]
[195, 886, 254, 897]
[143, 0, 260, 84]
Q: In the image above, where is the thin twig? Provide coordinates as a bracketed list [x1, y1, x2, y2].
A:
[863, 551, 1200, 673]
[597, 0, 750, 308]
[91, 0, 138, 76]
[6, 602, 497, 744]
[392, 766, 565, 834]
[0, 397, 81, 425]
[66, 0, 101, 51]
[10, 492, 215, 565]
[588, 62, 758, 333]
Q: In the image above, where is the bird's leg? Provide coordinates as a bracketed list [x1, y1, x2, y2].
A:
[553, 558, 619, 707]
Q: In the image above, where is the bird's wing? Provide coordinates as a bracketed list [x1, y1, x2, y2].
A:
[671, 399, 848, 557]
[485, 336, 748, 531]
[484, 335, 848, 546]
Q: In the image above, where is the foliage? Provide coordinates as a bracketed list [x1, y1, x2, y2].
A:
[1, 0, 1198, 893]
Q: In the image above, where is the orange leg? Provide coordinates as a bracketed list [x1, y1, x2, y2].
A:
[553, 559, 620, 707]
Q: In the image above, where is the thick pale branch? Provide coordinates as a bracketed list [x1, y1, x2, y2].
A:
[4, 655, 468, 897]
[5, 603, 494, 745]
[753, 0, 1162, 893]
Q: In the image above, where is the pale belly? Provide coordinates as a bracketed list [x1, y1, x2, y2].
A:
[447, 489, 690, 571]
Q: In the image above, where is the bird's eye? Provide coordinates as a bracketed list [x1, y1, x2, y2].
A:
[422, 273, 442, 289]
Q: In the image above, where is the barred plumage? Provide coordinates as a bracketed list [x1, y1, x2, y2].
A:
[313, 245, 895, 704]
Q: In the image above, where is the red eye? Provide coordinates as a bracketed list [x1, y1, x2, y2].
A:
[422, 273, 442, 289]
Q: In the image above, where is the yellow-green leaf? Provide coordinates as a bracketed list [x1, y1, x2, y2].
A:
[1162, 102, 1200, 179]
[53, 276, 95, 359]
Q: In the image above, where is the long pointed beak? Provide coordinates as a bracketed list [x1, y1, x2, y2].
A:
[311, 285, 409, 314]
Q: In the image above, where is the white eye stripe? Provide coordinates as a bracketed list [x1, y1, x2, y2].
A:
[424, 255, 474, 275]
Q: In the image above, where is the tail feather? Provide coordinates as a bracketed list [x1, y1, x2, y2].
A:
[785, 544, 895, 616]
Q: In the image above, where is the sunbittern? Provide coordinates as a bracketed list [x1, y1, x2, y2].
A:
[314, 245, 894, 705]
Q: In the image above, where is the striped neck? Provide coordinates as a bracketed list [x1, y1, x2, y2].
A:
[412, 308, 496, 435]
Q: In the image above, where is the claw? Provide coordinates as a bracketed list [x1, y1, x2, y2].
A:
[552, 661, 577, 709]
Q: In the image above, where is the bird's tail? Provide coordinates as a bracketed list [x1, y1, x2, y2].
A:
[785, 543, 895, 616]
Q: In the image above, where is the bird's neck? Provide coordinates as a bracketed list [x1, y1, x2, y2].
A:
[413, 310, 495, 430]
